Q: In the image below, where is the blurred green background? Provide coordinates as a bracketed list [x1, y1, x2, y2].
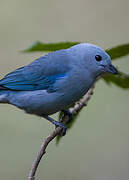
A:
[0, 0, 129, 179]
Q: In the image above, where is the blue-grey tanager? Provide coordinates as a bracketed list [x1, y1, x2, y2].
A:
[0, 43, 118, 134]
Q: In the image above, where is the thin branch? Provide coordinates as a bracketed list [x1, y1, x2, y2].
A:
[28, 127, 62, 180]
[28, 84, 95, 180]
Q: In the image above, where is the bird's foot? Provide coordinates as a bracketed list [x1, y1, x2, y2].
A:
[43, 115, 67, 136]
[61, 110, 73, 124]
[53, 120, 67, 136]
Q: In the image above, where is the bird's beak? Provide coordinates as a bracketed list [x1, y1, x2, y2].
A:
[105, 64, 118, 74]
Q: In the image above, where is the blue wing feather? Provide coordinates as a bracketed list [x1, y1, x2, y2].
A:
[0, 50, 70, 91]
[0, 70, 66, 91]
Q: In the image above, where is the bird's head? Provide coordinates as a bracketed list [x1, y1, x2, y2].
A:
[69, 43, 118, 77]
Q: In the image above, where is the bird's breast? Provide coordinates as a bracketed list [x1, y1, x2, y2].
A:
[57, 70, 94, 106]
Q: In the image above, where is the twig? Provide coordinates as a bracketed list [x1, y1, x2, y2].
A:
[28, 127, 63, 180]
[28, 84, 95, 180]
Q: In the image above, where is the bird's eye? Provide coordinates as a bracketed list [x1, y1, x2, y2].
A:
[95, 55, 102, 61]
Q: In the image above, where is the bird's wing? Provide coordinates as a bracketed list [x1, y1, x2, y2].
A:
[0, 50, 70, 92]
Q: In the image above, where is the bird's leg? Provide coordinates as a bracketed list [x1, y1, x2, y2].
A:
[43, 115, 67, 136]
[61, 110, 73, 124]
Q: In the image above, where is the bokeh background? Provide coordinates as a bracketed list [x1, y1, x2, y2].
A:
[0, 0, 129, 179]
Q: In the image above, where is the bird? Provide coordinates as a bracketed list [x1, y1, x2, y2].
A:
[0, 43, 118, 135]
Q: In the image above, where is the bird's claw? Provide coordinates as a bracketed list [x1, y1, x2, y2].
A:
[54, 121, 67, 136]
[61, 110, 73, 124]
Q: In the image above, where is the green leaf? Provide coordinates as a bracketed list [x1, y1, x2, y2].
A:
[23, 41, 80, 52]
[106, 43, 129, 60]
[23, 41, 129, 61]
[103, 71, 129, 89]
